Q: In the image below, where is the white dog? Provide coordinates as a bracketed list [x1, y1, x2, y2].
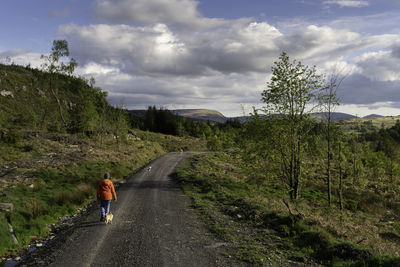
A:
[105, 212, 113, 224]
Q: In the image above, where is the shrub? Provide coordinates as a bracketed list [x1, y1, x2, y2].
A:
[54, 190, 74, 206]
[23, 199, 49, 218]
[357, 191, 384, 213]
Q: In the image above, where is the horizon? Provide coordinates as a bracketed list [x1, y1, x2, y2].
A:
[128, 107, 400, 119]
[1, 0, 400, 117]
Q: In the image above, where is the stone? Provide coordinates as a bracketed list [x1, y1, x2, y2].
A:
[0, 90, 14, 97]
[0, 202, 14, 212]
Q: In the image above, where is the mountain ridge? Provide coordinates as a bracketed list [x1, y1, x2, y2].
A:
[129, 108, 393, 123]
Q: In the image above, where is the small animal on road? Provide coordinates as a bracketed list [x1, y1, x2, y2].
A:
[105, 212, 113, 224]
[147, 166, 152, 172]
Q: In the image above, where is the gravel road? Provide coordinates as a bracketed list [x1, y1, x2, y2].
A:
[19, 152, 235, 267]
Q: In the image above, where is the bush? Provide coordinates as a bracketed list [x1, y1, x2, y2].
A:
[54, 190, 74, 206]
[0, 214, 14, 255]
[357, 191, 384, 213]
[0, 128, 22, 144]
[23, 199, 49, 218]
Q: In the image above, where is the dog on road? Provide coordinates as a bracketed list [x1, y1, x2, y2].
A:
[147, 166, 152, 172]
[105, 212, 113, 224]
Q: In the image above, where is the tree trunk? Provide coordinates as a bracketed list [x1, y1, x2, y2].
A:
[338, 142, 343, 210]
[327, 126, 332, 206]
[49, 77, 67, 128]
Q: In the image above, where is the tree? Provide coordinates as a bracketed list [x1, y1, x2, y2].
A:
[261, 52, 328, 200]
[320, 72, 343, 206]
[41, 40, 77, 129]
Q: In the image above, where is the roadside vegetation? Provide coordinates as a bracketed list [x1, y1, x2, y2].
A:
[176, 53, 400, 266]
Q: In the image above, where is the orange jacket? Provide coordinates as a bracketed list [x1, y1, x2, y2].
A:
[97, 179, 117, 201]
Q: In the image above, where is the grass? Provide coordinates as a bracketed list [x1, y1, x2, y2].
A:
[175, 151, 400, 266]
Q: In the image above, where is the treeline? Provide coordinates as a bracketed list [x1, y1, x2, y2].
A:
[129, 106, 241, 150]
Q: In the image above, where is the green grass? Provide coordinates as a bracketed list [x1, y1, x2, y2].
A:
[175, 152, 400, 266]
[0, 160, 134, 253]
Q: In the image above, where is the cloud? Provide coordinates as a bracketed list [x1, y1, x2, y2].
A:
[323, 0, 369, 8]
[338, 74, 400, 105]
[0, 50, 43, 68]
[54, 0, 400, 116]
[355, 50, 400, 81]
[93, 0, 225, 30]
[58, 21, 284, 76]
[77, 61, 265, 116]
[392, 43, 400, 58]
[57, 17, 400, 115]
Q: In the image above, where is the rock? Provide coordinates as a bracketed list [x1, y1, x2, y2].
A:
[0, 202, 14, 212]
[36, 243, 43, 248]
[0, 90, 13, 97]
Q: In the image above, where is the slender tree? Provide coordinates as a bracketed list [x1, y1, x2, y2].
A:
[262, 52, 328, 200]
[41, 40, 77, 129]
[320, 72, 343, 206]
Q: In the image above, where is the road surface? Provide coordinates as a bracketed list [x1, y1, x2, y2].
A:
[20, 152, 234, 266]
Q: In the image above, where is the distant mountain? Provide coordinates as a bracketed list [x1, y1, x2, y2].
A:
[128, 109, 228, 123]
[313, 112, 356, 121]
[129, 109, 361, 123]
[363, 114, 384, 119]
[172, 109, 227, 123]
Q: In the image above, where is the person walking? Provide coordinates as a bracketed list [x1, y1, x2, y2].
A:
[97, 172, 117, 222]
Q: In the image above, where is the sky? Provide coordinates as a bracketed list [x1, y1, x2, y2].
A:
[1, 0, 400, 117]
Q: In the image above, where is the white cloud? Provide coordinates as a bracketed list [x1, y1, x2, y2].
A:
[0, 50, 43, 68]
[93, 0, 226, 30]
[323, 0, 369, 8]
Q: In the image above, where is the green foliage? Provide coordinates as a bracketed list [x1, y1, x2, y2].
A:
[260, 52, 330, 200]
[40, 40, 77, 75]
[206, 135, 222, 151]
[0, 214, 14, 255]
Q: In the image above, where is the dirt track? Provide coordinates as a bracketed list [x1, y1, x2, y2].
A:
[19, 152, 235, 266]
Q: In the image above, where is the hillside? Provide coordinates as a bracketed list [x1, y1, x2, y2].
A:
[0, 63, 126, 139]
[172, 109, 227, 123]
[130, 108, 228, 123]
[364, 114, 385, 119]
[336, 115, 400, 135]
